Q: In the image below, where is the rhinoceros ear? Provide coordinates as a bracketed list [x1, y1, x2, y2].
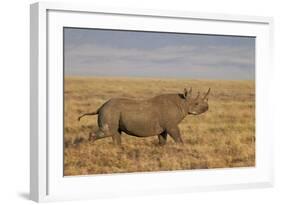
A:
[184, 88, 188, 98]
[184, 87, 192, 99]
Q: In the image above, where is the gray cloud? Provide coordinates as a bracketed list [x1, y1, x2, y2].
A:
[64, 29, 255, 80]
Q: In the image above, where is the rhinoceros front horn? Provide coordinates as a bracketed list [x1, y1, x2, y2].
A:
[203, 88, 211, 99]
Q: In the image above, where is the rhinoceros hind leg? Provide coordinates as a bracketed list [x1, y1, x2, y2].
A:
[88, 129, 111, 142]
[89, 129, 122, 146]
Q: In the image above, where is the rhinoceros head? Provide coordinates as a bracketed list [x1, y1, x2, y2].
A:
[183, 87, 210, 115]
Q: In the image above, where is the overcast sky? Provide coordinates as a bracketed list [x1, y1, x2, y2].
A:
[64, 27, 255, 80]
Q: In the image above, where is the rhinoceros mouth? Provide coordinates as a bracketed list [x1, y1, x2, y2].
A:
[188, 111, 198, 115]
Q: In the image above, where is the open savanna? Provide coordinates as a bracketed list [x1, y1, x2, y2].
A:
[64, 76, 255, 176]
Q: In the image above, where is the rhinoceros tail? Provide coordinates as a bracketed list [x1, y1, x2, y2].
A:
[78, 110, 99, 121]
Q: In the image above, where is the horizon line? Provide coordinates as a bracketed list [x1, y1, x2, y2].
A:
[64, 75, 255, 81]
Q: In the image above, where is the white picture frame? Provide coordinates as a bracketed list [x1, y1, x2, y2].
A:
[30, 1, 274, 202]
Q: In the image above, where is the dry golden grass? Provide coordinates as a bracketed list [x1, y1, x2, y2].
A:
[64, 76, 255, 176]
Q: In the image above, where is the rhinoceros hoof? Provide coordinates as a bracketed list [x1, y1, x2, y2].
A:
[88, 132, 97, 141]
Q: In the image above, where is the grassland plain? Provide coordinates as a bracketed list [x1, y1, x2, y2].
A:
[64, 77, 255, 176]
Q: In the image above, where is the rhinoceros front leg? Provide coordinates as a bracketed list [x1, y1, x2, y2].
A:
[166, 126, 184, 144]
[158, 131, 167, 145]
[112, 132, 122, 146]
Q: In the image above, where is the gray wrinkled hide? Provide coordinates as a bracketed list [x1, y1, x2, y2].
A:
[79, 89, 210, 145]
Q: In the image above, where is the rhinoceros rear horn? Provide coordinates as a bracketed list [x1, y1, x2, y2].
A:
[195, 91, 200, 99]
[188, 87, 192, 94]
[203, 88, 211, 99]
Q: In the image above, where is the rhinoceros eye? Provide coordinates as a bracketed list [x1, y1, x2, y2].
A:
[195, 102, 199, 106]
